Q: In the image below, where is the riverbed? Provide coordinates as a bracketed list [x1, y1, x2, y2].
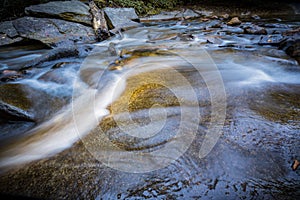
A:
[0, 16, 299, 199]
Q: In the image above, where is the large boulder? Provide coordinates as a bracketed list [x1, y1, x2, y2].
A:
[0, 21, 23, 46]
[25, 0, 92, 26]
[104, 7, 141, 31]
[12, 17, 96, 48]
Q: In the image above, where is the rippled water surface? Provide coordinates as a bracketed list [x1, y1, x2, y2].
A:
[0, 19, 299, 199]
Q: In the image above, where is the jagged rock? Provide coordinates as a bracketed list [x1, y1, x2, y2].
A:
[227, 17, 241, 26]
[25, 0, 92, 26]
[12, 17, 96, 48]
[104, 7, 140, 31]
[0, 21, 23, 46]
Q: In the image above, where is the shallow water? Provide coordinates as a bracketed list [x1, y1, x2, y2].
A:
[0, 19, 299, 199]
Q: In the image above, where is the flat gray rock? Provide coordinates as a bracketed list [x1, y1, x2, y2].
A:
[12, 17, 96, 48]
[104, 7, 141, 30]
[25, 0, 92, 25]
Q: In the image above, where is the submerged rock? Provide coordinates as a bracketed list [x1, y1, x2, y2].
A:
[104, 7, 140, 31]
[22, 44, 94, 69]
[0, 84, 34, 122]
[0, 83, 68, 123]
[25, 0, 92, 26]
[12, 17, 96, 48]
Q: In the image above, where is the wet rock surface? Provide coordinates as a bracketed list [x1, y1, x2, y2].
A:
[0, 84, 35, 122]
[12, 17, 96, 48]
[0, 83, 68, 123]
[0, 6, 300, 200]
[25, 0, 92, 26]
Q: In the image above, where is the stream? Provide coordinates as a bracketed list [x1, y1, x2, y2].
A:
[0, 17, 300, 199]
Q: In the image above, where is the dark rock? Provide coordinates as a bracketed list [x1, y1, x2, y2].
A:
[25, 0, 92, 26]
[104, 7, 141, 31]
[22, 44, 94, 69]
[227, 17, 241, 26]
[244, 25, 267, 35]
[0, 21, 18, 38]
[12, 17, 96, 48]
[0, 21, 23, 46]
[279, 39, 300, 64]
[0, 101, 34, 122]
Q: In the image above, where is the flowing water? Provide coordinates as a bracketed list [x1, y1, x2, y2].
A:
[0, 18, 300, 199]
